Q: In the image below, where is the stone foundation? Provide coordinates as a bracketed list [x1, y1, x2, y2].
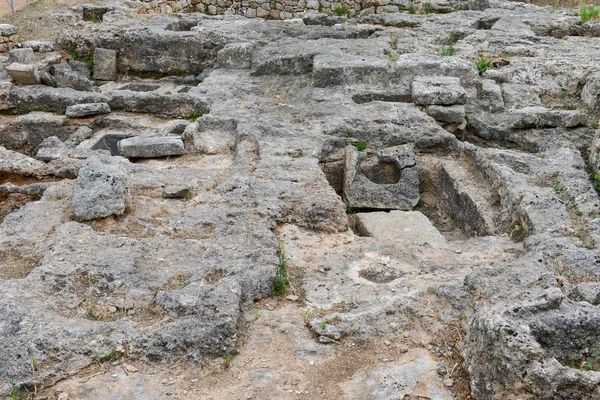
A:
[137, 0, 419, 19]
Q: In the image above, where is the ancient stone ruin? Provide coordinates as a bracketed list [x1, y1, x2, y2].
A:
[1, 0, 600, 398]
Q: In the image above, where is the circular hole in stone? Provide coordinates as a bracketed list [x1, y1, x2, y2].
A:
[359, 154, 401, 184]
[358, 264, 404, 284]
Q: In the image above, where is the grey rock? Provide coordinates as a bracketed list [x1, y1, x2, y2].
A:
[426, 104, 466, 124]
[68, 60, 91, 79]
[162, 185, 193, 199]
[8, 48, 35, 65]
[508, 107, 587, 129]
[344, 145, 420, 210]
[72, 156, 131, 220]
[216, 42, 257, 69]
[412, 76, 467, 106]
[22, 41, 55, 52]
[118, 136, 185, 158]
[0, 146, 48, 177]
[65, 102, 111, 118]
[581, 72, 600, 112]
[65, 126, 94, 148]
[0, 24, 17, 37]
[52, 68, 99, 92]
[7, 63, 40, 85]
[0, 112, 72, 155]
[93, 48, 117, 81]
[569, 282, 600, 305]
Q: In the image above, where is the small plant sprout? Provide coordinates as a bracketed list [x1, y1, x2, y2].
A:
[254, 306, 260, 320]
[537, 152, 546, 159]
[559, 88, 569, 99]
[391, 34, 398, 50]
[181, 280, 191, 288]
[224, 350, 233, 367]
[351, 140, 367, 151]
[334, 6, 348, 16]
[302, 309, 311, 325]
[9, 380, 20, 400]
[99, 345, 117, 363]
[441, 32, 456, 57]
[590, 121, 599, 129]
[475, 57, 492, 75]
[576, 209, 584, 216]
[420, 2, 433, 14]
[320, 320, 327, 329]
[272, 243, 289, 296]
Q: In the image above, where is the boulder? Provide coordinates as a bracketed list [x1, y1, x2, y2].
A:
[72, 156, 131, 220]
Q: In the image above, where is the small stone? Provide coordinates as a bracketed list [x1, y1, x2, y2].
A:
[443, 378, 454, 387]
[124, 364, 140, 373]
[399, 345, 409, 353]
[57, 394, 69, 400]
[308, 360, 315, 366]
[455, 249, 463, 254]
[384, 340, 391, 346]
[162, 185, 192, 199]
[285, 295, 299, 301]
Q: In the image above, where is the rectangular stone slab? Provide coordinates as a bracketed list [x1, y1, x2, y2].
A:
[118, 136, 185, 158]
[355, 210, 447, 248]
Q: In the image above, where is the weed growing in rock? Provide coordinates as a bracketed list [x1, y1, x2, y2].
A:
[591, 122, 599, 129]
[563, 103, 576, 110]
[224, 350, 233, 367]
[254, 306, 260, 320]
[345, 202, 356, 214]
[408, 4, 415, 14]
[318, 1, 323, 13]
[386, 53, 399, 62]
[181, 280, 191, 288]
[99, 345, 116, 363]
[566, 348, 600, 371]
[441, 32, 456, 57]
[351, 140, 367, 151]
[187, 111, 205, 122]
[302, 309, 311, 325]
[91, 11, 99, 24]
[553, 181, 565, 193]
[391, 34, 398, 50]
[320, 320, 327, 329]
[537, 152, 546, 158]
[9, 381, 20, 400]
[334, 6, 349, 16]
[591, 173, 600, 195]
[580, 3, 600, 23]
[559, 88, 569, 99]
[67, 44, 94, 71]
[420, 2, 433, 14]
[475, 57, 492, 75]
[272, 244, 289, 297]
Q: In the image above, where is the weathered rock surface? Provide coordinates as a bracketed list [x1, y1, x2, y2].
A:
[65, 102, 111, 117]
[72, 156, 131, 220]
[2, 3, 600, 399]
